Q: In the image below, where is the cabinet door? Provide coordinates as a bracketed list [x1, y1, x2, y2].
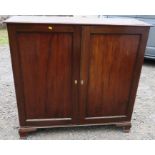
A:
[79, 26, 146, 124]
[8, 24, 81, 126]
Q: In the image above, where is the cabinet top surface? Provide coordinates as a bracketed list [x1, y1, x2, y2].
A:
[5, 16, 151, 26]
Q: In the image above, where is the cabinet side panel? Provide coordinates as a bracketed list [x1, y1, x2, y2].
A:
[7, 24, 27, 126]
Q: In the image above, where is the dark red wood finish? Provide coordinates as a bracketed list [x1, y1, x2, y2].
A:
[7, 23, 150, 138]
[79, 26, 149, 124]
[7, 24, 81, 126]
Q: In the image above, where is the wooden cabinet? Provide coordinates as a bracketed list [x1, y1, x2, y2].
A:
[6, 16, 150, 138]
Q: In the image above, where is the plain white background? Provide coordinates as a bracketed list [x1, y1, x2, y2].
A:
[0, 0, 155, 154]
[0, 0, 155, 15]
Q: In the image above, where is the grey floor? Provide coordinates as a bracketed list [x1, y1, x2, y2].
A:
[0, 45, 155, 140]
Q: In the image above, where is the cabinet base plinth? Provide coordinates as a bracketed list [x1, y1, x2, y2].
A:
[18, 122, 132, 138]
[115, 122, 131, 133]
[19, 127, 37, 139]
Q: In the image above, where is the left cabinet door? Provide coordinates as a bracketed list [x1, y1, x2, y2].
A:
[7, 24, 81, 127]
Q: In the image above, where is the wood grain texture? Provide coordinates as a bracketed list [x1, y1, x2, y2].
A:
[79, 26, 149, 124]
[7, 24, 81, 126]
[17, 32, 73, 119]
[86, 34, 140, 117]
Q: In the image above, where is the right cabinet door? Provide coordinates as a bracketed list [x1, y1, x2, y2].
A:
[79, 26, 144, 124]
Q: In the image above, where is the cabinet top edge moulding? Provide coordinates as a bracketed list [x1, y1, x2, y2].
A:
[5, 16, 151, 26]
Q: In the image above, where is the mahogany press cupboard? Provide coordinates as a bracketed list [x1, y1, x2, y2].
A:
[5, 16, 150, 138]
